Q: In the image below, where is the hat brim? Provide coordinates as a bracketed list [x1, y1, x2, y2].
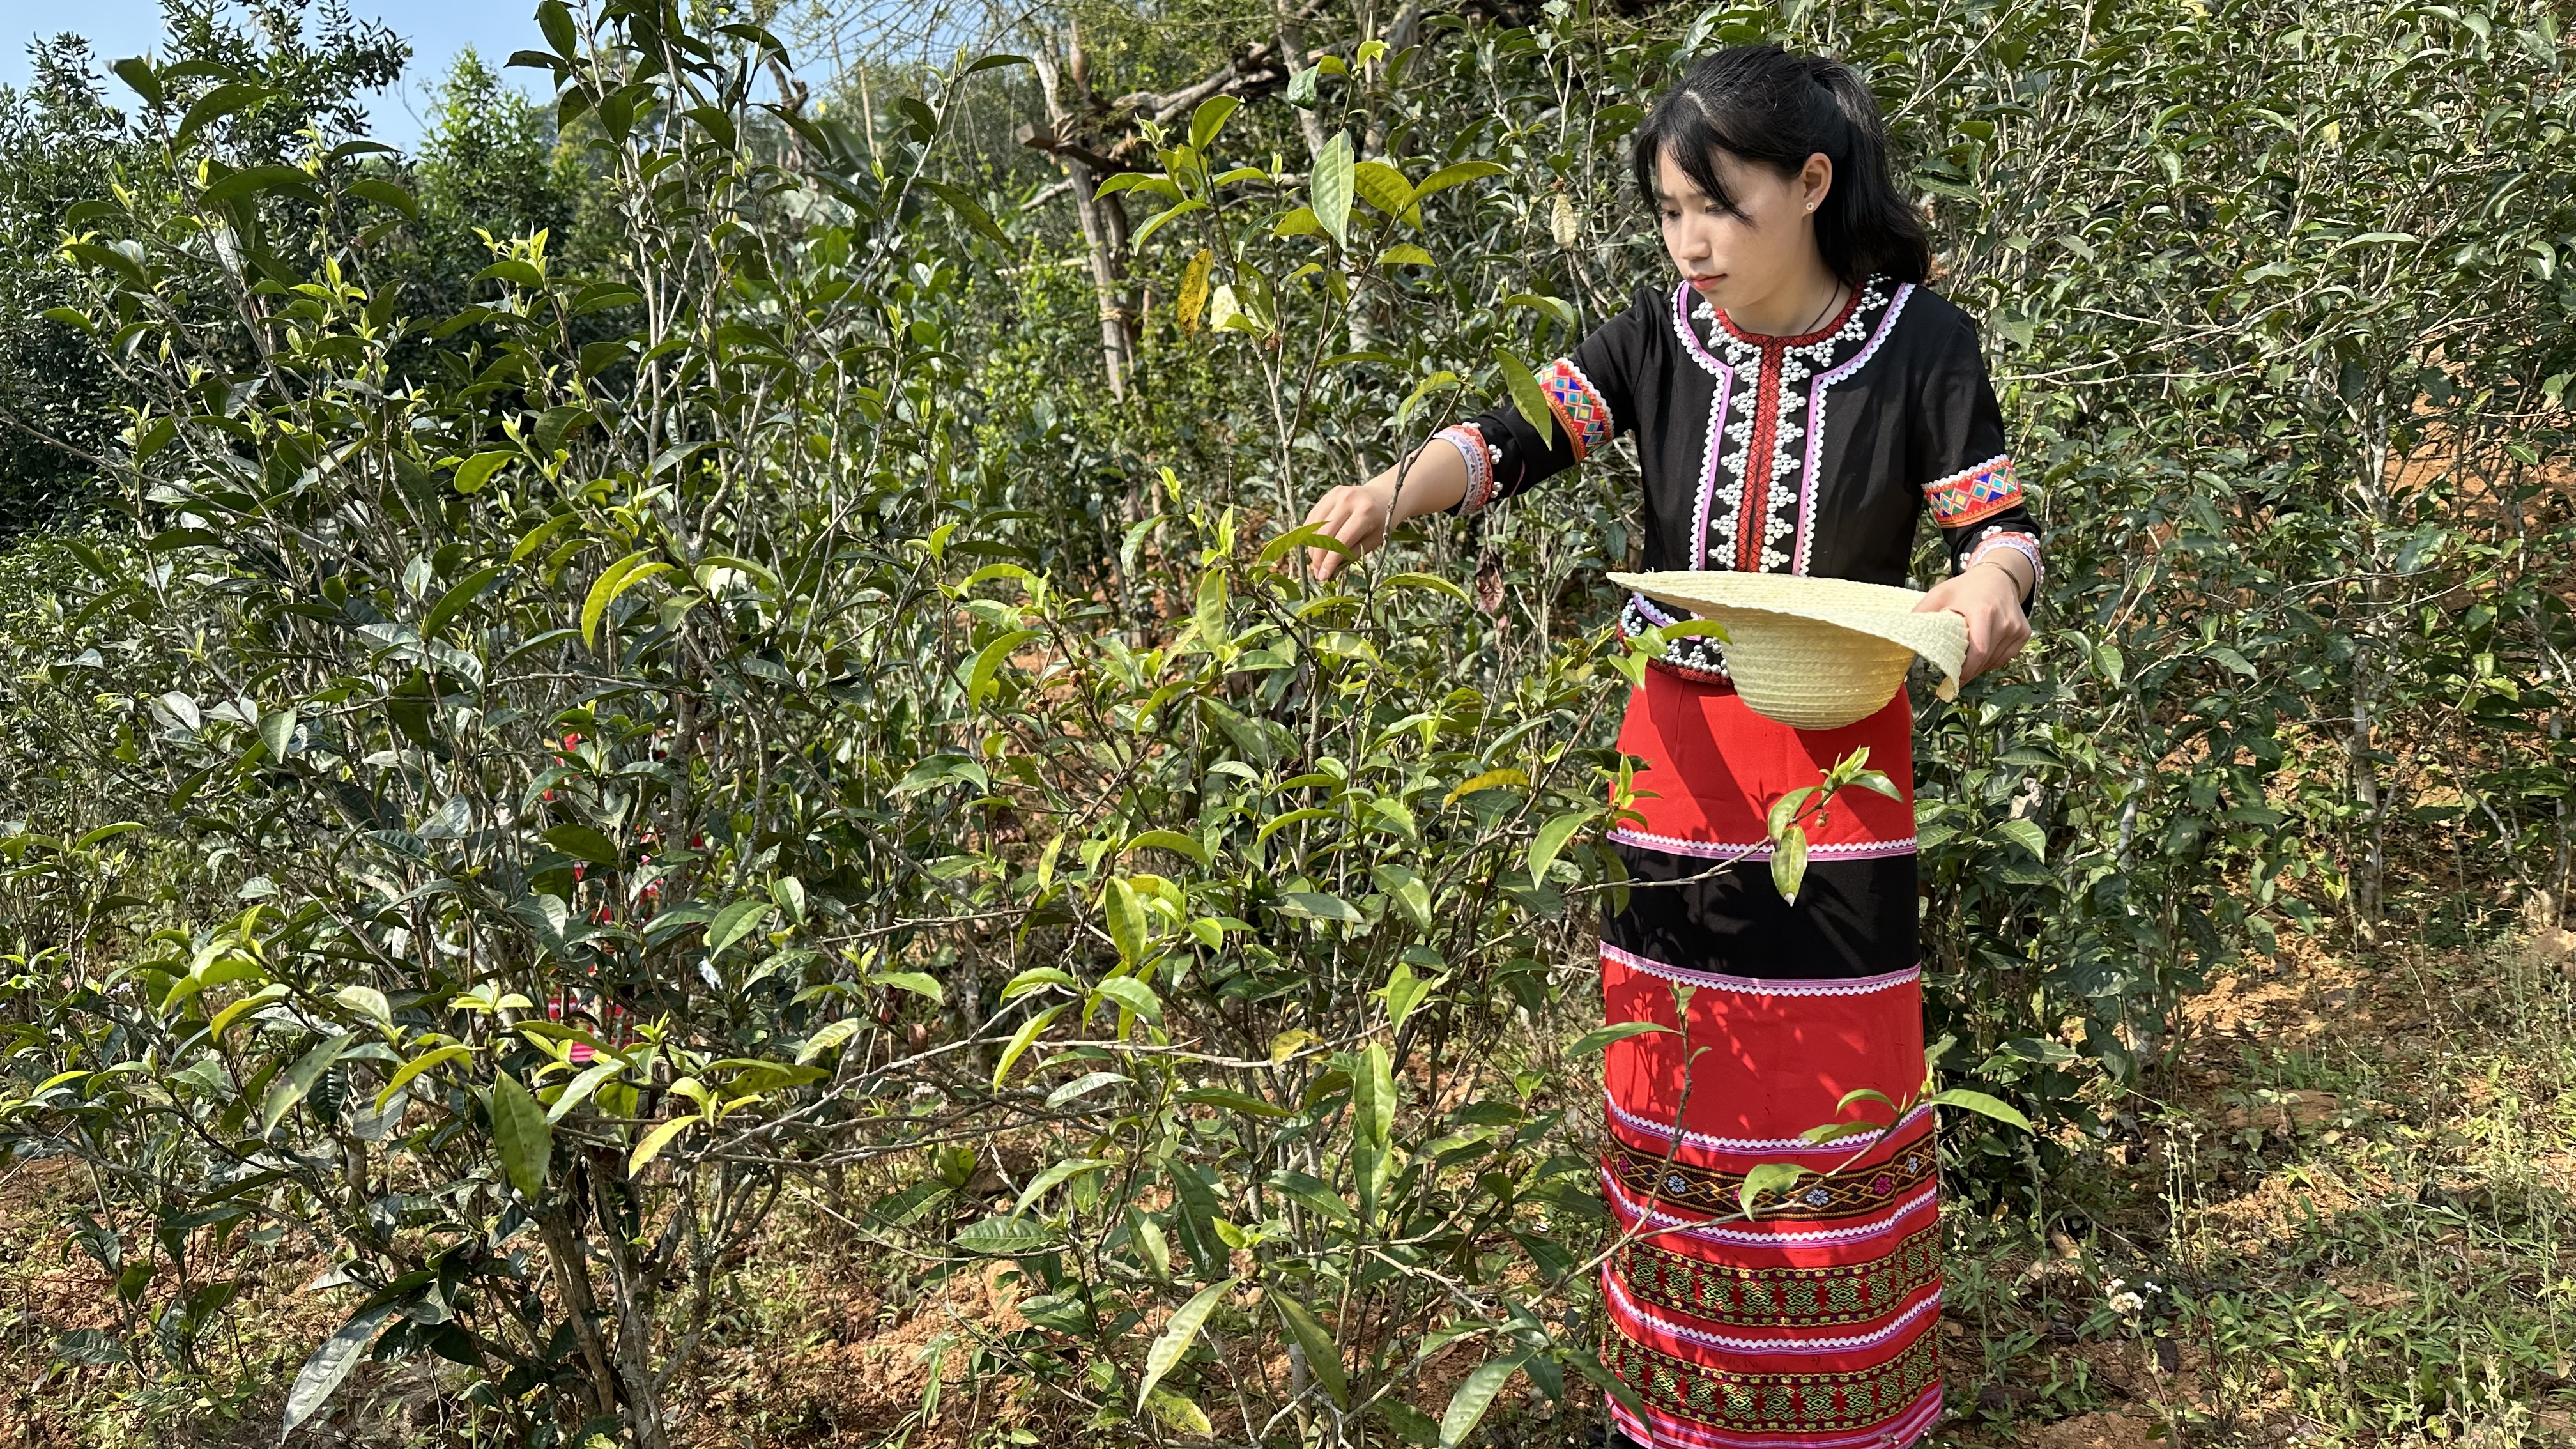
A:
[1611, 570, 1968, 710]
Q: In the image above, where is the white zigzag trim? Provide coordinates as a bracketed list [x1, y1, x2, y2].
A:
[1608, 826, 1918, 862]
[1598, 942, 1922, 996]
[1924, 451, 2013, 498]
[1605, 1273, 1943, 1355]
[1605, 1094, 1936, 1156]
[1674, 283, 1754, 571]
[1671, 282, 1729, 378]
[1609, 1386, 1943, 1449]
[1604, 1169, 1938, 1246]
[1630, 592, 1683, 627]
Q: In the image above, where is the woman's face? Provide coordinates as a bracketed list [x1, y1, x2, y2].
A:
[1656, 146, 1834, 319]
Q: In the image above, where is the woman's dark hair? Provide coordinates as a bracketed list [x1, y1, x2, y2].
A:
[1630, 44, 1930, 287]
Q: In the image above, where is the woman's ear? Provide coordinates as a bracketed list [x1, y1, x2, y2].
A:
[1800, 152, 1834, 213]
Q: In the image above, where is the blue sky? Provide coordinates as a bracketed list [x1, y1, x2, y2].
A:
[2, 0, 576, 150]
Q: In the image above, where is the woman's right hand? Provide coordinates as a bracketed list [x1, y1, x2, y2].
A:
[1298, 474, 1398, 581]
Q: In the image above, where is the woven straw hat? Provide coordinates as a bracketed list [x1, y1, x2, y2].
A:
[1609, 571, 1969, 730]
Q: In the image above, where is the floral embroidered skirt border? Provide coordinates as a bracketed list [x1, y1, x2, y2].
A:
[1597, 666, 1940, 1449]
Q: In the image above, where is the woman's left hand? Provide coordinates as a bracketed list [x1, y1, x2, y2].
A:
[1915, 562, 2031, 683]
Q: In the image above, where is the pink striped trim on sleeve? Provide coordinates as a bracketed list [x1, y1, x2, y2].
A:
[1435, 422, 1498, 514]
[1964, 526, 2044, 588]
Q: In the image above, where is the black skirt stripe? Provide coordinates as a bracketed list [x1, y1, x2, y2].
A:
[1600, 839, 1917, 979]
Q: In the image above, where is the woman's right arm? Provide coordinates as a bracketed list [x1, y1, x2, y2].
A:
[1298, 439, 1470, 580]
[1291, 284, 1658, 579]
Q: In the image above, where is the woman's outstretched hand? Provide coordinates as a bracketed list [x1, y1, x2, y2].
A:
[1298, 476, 1399, 581]
[1915, 561, 2032, 682]
[1285, 441, 1473, 581]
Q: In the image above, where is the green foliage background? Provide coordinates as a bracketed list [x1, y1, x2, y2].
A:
[0, 0, 2568, 1444]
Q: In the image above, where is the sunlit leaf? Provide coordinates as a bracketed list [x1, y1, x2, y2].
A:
[1928, 1088, 2034, 1133]
[1309, 132, 1354, 247]
[1567, 1020, 1675, 1055]
[490, 1074, 551, 1199]
[1440, 1351, 1531, 1448]
[280, 1302, 395, 1440]
[1737, 1161, 1807, 1217]
[1135, 1276, 1240, 1410]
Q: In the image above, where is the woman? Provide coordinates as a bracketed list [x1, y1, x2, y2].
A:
[1295, 45, 2041, 1449]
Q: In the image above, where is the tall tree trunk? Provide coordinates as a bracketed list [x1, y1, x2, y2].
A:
[1032, 37, 1134, 398]
[593, 1163, 677, 1449]
[537, 1212, 622, 1426]
[2349, 400, 2390, 937]
[2349, 640, 2382, 931]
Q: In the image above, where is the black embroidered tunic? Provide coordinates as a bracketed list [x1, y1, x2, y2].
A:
[1435, 277, 2043, 678]
[1464, 279, 2039, 1449]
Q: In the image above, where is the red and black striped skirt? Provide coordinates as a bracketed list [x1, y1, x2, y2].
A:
[1597, 665, 1940, 1449]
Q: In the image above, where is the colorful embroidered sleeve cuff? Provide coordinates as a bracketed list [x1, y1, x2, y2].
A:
[1922, 454, 2021, 528]
[1436, 422, 1498, 514]
[1539, 358, 1616, 461]
[1963, 526, 2044, 590]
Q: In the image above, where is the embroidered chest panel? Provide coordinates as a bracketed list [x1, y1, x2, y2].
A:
[1627, 280, 1912, 681]
[1673, 278, 1908, 577]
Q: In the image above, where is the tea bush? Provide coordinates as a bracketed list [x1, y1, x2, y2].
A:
[0, 0, 2569, 1443]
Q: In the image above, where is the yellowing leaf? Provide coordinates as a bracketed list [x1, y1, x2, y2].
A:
[629, 1116, 694, 1176]
[579, 550, 661, 647]
[1178, 249, 1213, 334]
[992, 1004, 1064, 1089]
[1146, 1387, 1212, 1434]
[1444, 767, 1528, 805]
[1103, 878, 1149, 968]
[1770, 825, 1808, 904]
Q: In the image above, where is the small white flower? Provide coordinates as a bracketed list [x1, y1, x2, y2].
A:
[2108, 1291, 2145, 1316]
